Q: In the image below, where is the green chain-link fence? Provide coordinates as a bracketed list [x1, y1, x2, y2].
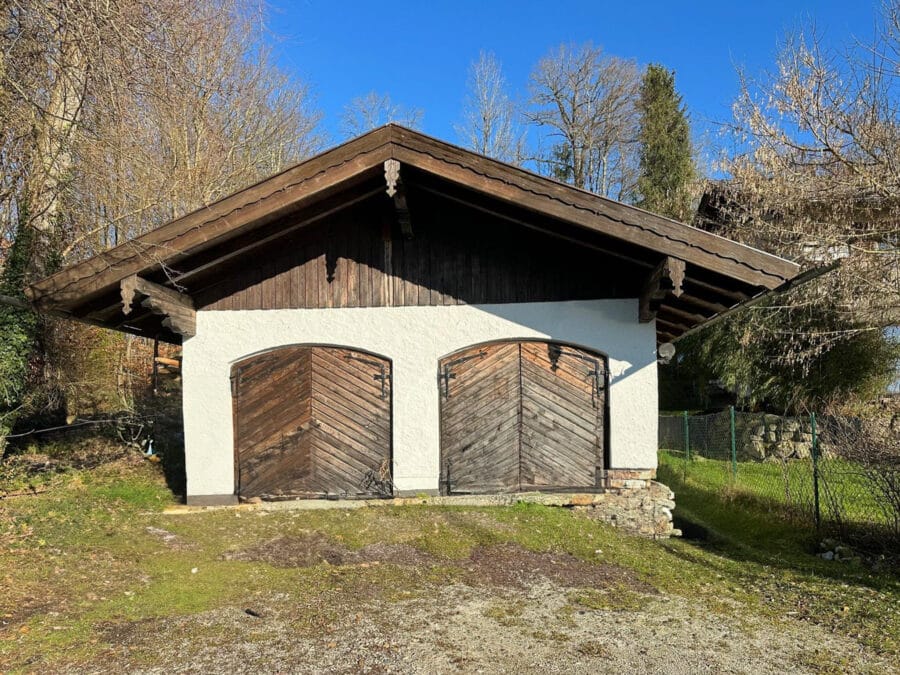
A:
[659, 408, 899, 547]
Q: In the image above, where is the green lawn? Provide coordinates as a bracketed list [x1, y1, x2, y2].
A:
[658, 450, 898, 538]
[1, 453, 899, 671]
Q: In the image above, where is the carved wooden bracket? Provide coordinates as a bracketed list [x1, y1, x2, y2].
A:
[383, 159, 413, 238]
[639, 256, 686, 323]
[121, 275, 196, 337]
[384, 159, 400, 197]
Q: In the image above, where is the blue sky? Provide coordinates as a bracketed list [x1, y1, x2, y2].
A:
[267, 1, 879, 151]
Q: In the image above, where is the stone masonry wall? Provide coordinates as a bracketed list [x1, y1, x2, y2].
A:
[572, 470, 678, 538]
[739, 414, 818, 461]
[660, 412, 826, 463]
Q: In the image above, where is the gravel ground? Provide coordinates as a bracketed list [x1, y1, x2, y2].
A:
[54, 537, 893, 675]
[68, 582, 890, 675]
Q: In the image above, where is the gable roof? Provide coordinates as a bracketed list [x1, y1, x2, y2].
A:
[26, 124, 800, 343]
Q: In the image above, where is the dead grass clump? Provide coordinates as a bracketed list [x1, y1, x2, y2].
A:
[223, 533, 348, 567]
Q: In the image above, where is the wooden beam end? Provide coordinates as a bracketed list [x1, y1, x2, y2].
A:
[640, 256, 686, 323]
[120, 275, 195, 338]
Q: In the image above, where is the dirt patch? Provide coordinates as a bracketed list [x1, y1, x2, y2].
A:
[357, 542, 437, 567]
[95, 617, 158, 646]
[465, 544, 655, 594]
[224, 538, 654, 597]
[145, 526, 194, 550]
[0, 596, 54, 635]
[223, 533, 348, 567]
[223, 534, 438, 569]
[2, 437, 137, 478]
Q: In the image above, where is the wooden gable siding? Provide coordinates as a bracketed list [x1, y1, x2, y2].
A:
[195, 191, 641, 311]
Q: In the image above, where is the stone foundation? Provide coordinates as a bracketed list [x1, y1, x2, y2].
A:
[173, 473, 679, 539]
[605, 468, 655, 490]
[575, 476, 678, 538]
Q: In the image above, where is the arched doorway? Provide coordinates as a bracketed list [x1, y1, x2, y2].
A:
[231, 345, 392, 499]
[439, 340, 607, 494]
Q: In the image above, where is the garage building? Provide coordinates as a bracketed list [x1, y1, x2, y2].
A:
[27, 125, 799, 507]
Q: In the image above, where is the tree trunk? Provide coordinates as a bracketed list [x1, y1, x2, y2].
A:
[23, 27, 87, 282]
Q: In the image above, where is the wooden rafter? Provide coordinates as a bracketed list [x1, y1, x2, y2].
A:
[657, 304, 710, 325]
[684, 277, 751, 303]
[656, 317, 691, 334]
[675, 292, 730, 315]
[640, 257, 686, 323]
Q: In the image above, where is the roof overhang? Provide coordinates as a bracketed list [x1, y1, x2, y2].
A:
[26, 125, 800, 344]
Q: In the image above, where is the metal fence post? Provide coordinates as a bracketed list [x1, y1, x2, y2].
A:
[730, 406, 737, 481]
[683, 410, 691, 461]
[811, 412, 821, 529]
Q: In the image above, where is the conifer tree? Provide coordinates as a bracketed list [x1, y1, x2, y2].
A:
[636, 65, 695, 221]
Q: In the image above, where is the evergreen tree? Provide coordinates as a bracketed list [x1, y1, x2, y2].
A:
[636, 65, 695, 221]
[659, 299, 900, 413]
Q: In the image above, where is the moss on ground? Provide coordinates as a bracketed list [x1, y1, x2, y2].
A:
[1, 456, 898, 671]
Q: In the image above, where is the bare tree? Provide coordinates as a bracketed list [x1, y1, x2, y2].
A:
[456, 51, 523, 163]
[66, 0, 323, 260]
[1, 1, 90, 280]
[1, 0, 323, 268]
[340, 91, 423, 138]
[670, 6, 900, 411]
[0, 0, 323, 445]
[527, 43, 640, 199]
[818, 410, 900, 540]
[723, 7, 900, 333]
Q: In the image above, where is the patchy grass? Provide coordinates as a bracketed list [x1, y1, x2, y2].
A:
[1, 455, 899, 672]
[658, 455, 900, 656]
[483, 599, 528, 627]
[569, 586, 648, 612]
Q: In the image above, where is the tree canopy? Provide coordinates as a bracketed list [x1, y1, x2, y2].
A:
[0, 0, 322, 449]
[526, 43, 640, 199]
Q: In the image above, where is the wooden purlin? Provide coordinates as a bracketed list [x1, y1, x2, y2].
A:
[639, 256, 686, 324]
[120, 274, 196, 338]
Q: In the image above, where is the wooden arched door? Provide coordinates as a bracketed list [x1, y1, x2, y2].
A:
[231, 345, 392, 499]
[439, 341, 606, 494]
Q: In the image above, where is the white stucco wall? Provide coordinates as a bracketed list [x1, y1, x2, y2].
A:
[181, 300, 658, 498]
